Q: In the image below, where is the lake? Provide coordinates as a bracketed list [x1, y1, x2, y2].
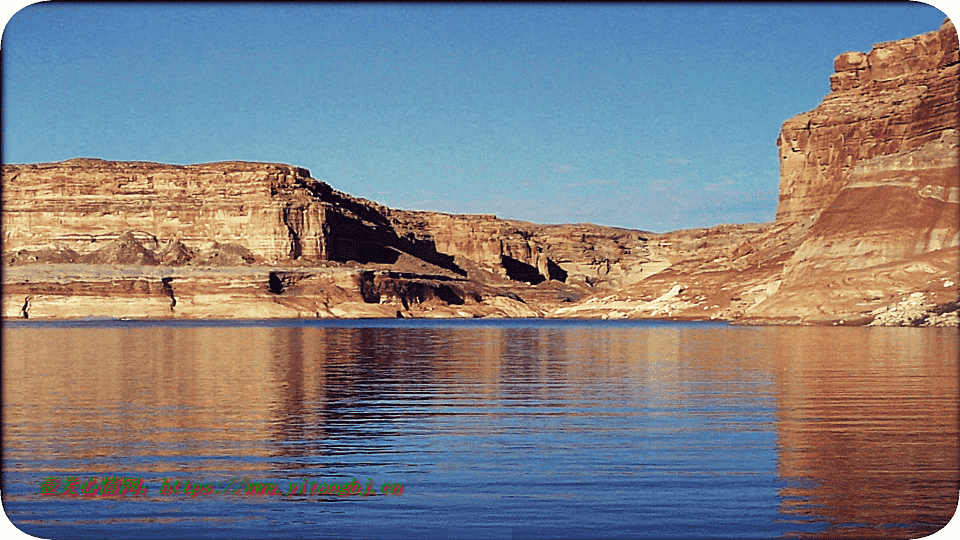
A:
[2, 320, 957, 539]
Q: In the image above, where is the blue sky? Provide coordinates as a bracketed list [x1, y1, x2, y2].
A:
[1, 3, 954, 232]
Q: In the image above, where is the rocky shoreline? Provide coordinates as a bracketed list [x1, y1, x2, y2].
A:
[2, 20, 957, 326]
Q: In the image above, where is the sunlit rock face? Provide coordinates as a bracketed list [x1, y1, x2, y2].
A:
[382, 210, 665, 289]
[2, 22, 957, 325]
[529, 20, 960, 325]
[776, 19, 958, 227]
[1, 159, 326, 262]
[776, 19, 959, 277]
[786, 141, 959, 273]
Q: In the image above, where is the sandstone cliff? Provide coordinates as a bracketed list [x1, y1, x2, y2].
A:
[777, 18, 958, 225]
[553, 19, 959, 326]
[757, 18, 958, 324]
[2, 160, 327, 262]
[3, 21, 957, 325]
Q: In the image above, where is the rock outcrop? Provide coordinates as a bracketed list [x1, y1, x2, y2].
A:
[776, 18, 958, 225]
[2, 159, 327, 262]
[2, 21, 957, 324]
[777, 19, 958, 277]
[760, 18, 959, 323]
[550, 19, 959, 325]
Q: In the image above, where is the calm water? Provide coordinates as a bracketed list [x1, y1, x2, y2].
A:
[2, 320, 957, 539]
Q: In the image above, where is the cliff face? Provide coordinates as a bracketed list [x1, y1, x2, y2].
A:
[776, 19, 958, 226]
[760, 18, 959, 322]
[1, 157, 670, 294]
[2, 159, 326, 262]
[564, 19, 959, 325]
[2, 22, 958, 325]
[383, 210, 669, 289]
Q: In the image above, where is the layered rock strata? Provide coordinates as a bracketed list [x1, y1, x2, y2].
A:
[552, 19, 959, 325]
[2, 264, 541, 320]
[765, 18, 959, 322]
[2, 21, 957, 325]
[2, 160, 326, 262]
[776, 18, 958, 225]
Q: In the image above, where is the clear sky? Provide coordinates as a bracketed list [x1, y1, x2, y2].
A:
[1, 2, 954, 232]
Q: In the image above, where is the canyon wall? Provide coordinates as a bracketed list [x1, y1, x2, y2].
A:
[774, 19, 959, 273]
[1, 159, 326, 262]
[517, 19, 960, 325]
[776, 18, 958, 226]
[2, 21, 957, 325]
[1, 158, 666, 291]
[561, 20, 960, 324]
[383, 209, 668, 289]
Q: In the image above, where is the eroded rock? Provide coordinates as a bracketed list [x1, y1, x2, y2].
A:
[1, 21, 957, 324]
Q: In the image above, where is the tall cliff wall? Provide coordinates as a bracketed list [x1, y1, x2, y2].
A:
[1, 158, 470, 275]
[3, 21, 957, 325]
[546, 20, 960, 325]
[776, 18, 958, 227]
[777, 19, 959, 275]
[1, 158, 663, 292]
[1, 159, 327, 262]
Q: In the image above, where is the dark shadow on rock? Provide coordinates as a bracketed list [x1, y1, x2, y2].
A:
[546, 258, 568, 282]
[323, 207, 466, 276]
[436, 283, 465, 305]
[268, 272, 286, 294]
[359, 271, 381, 303]
[394, 234, 464, 277]
[501, 255, 546, 285]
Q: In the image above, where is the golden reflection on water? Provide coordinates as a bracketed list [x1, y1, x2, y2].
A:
[770, 327, 959, 538]
[3, 323, 957, 536]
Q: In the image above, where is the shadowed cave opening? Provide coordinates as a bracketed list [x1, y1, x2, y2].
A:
[268, 272, 286, 294]
[323, 210, 465, 275]
[501, 255, 546, 285]
[546, 258, 568, 283]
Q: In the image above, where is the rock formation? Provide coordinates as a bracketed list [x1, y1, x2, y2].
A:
[2, 160, 326, 262]
[777, 18, 958, 225]
[776, 18, 958, 269]
[754, 18, 959, 323]
[2, 21, 957, 325]
[554, 19, 959, 325]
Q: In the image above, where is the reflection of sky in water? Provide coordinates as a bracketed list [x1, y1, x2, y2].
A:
[2, 321, 957, 539]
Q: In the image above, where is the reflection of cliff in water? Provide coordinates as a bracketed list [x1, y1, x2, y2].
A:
[3, 322, 957, 536]
[265, 326, 456, 463]
[263, 325, 573, 461]
[771, 328, 960, 538]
